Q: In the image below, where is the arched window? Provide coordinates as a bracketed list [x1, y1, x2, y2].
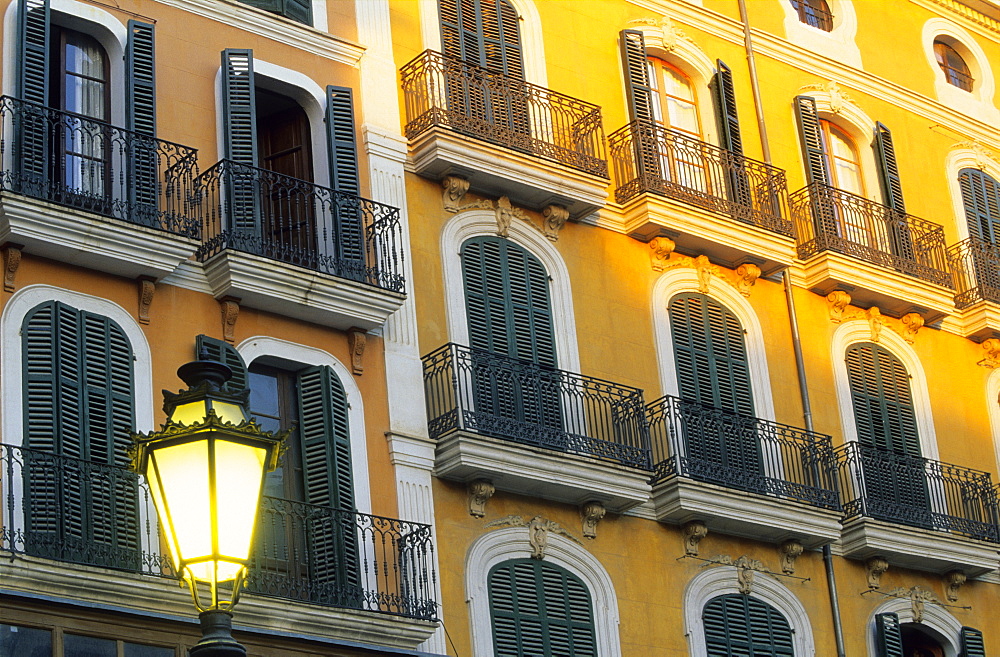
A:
[489, 559, 597, 657]
[790, 0, 833, 32]
[648, 58, 700, 138]
[820, 120, 864, 196]
[934, 40, 974, 92]
[703, 594, 795, 657]
[438, 0, 524, 78]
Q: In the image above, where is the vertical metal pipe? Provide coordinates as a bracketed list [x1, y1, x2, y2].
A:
[736, 0, 772, 164]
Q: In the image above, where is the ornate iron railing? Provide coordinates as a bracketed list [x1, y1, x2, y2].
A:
[790, 183, 951, 287]
[249, 498, 437, 620]
[194, 159, 405, 293]
[947, 237, 1000, 308]
[422, 343, 651, 470]
[836, 442, 999, 542]
[0, 443, 173, 575]
[608, 121, 792, 235]
[0, 96, 200, 237]
[647, 396, 840, 509]
[400, 50, 608, 177]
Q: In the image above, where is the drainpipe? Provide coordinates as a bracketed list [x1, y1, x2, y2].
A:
[736, 0, 772, 164]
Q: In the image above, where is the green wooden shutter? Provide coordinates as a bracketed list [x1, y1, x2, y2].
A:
[714, 60, 743, 156]
[236, 0, 311, 24]
[195, 334, 248, 394]
[222, 49, 260, 232]
[875, 612, 904, 657]
[482, 0, 523, 78]
[16, 0, 50, 187]
[620, 29, 654, 124]
[794, 96, 829, 187]
[296, 365, 359, 603]
[961, 627, 986, 657]
[439, 0, 482, 64]
[959, 168, 1000, 244]
[489, 559, 596, 657]
[126, 21, 158, 223]
[845, 343, 919, 455]
[325, 86, 365, 280]
[872, 122, 913, 261]
[703, 594, 795, 657]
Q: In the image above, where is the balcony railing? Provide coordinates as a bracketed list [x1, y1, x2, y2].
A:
[422, 344, 651, 470]
[947, 237, 1000, 309]
[249, 497, 437, 620]
[194, 159, 405, 293]
[400, 50, 608, 177]
[790, 183, 951, 287]
[647, 396, 840, 510]
[0, 96, 200, 237]
[0, 443, 172, 576]
[836, 442, 999, 542]
[607, 121, 793, 236]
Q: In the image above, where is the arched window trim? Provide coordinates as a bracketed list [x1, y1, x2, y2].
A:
[236, 336, 372, 515]
[921, 18, 999, 125]
[945, 147, 1000, 243]
[465, 527, 622, 657]
[417, 0, 547, 87]
[683, 566, 815, 657]
[779, 0, 861, 70]
[440, 208, 581, 375]
[830, 320, 940, 461]
[867, 598, 962, 657]
[651, 268, 776, 422]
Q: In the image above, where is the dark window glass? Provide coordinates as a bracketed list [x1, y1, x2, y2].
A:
[790, 0, 833, 31]
[63, 633, 117, 657]
[934, 40, 974, 91]
[123, 642, 174, 657]
[0, 625, 52, 657]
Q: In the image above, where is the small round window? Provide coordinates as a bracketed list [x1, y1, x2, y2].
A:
[934, 40, 973, 91]
[790, 0, 833, 32]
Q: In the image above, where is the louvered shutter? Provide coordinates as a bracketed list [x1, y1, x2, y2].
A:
[959, 169, 1000, 244]
[439, 0, 481, 64]
[489, 559, 596, 657]
[875, 613, 904, 657]
[795, 95, 837, 237]
[703, 594, 795, 657]
[961, 627, 986, 657]
[873, 122, 914, 261]
[195, 334, 248, 394]
[324, 86, 365, 281]
[126, 21, 158, 225]
[483, 0, 523, 78]
[714, 60, 743, 156]
[222, 49, 260, 232]
[16, 0, 50, 187]
[296, 365, 359, 604]
[620, 29, 654, 124]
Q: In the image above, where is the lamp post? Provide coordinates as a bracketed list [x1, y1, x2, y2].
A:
[131, 353, 288, 657]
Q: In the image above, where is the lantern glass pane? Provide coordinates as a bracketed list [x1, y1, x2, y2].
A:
[170, 401, 209, 426]
[144, 464, 180, 572]
[186, 559, 245, 583]
[215, 439, 267, 564]
[150, 441, 212, 564]
[212, 401, 248, 424]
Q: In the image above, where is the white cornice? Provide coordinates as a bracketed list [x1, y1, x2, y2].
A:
[151, 0, 365, 66]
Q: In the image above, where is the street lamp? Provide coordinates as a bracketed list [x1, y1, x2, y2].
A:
[131, 353, 288, 657]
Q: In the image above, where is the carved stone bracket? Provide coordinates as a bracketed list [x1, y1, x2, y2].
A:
[734, 263, 761, 298]
[485, 515, 580, 559]
[884, 586, 940, 623]
[580, 501, 606, 540]
[827, 290, 852, 323]
[866, 556, 889, 590]
[495, 196, 528, 238]
[442, 175, 470, 212]
[945, 570, 966, 603]
[900, 312, 925, 343]
[979, 338, 1000, 368]
[137, 277, 155, 325]
[649, 236, 676, 271]
[798, 81, 854, 114]
[778, 539, 804, 575]
[694, 255, 719, 294]
[541, 204, 569, 242]
[219, 297, 240, 344]
[2, 243, 23, 293]
[467, 479, 495, 518]
[347, 328, 367, 376]
[682, 519, 708, 556]
[734, 555, 766, 595]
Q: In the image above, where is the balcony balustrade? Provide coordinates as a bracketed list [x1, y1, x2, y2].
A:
[0, 443, 439, 621]
[195, 159, 404, 293]
[0, 96, 199, 237]
[401, 51, 607, 178]
[948, 237, 1000, 309]
[790, 183, 950, 287]
[608, 121, 792, 236]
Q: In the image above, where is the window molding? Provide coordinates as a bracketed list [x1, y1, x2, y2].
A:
[830, 320, 940, 461]
[683, 566, 815, 657]
[417, 0, 547, 87]
[780, 0, 861, 70]
[985, 368, 1000, 483]
[465, 527, 622, 657]
[651, 268, 776, 422]
[921, 18, 999, 125]
[945, 145, 1000, 241]
[236, 336, 372, 515]
[440, 209, 581, 375]
[866, 598, 962, 657]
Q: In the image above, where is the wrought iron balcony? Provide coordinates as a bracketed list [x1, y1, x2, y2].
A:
[607, 121, 792, 235]
[422, 344, 651, 470]
[836, 442, 999, 542]
[648, 395, 840, 510]
[194, 159, 405, 293]
[0, 96, 200, 237]
[249, 497, 437, 620]
[400, 50, 607, 178]
[790, 183, 951, 287]
[947, 237, 1000, 309]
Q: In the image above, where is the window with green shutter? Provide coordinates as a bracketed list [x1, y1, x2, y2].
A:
[22, 300, 138, 567]
[439, 0, 524, 77]
[489, 559, 596, 657]
[236, 0, 312, 26]
[959, 168, 1000, 244]
[703, 594, 795, 657]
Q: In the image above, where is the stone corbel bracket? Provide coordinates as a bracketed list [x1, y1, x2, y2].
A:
[220, 296, 240, 344]
[137, 276, 155, 325]
[732, 262, 761, 298]
[2, 242, 23, 293]
[649, 236, 676, 271]
[827, 290, 852, 323]
[866, 556, 889, 590]
[778, 539, 804, 575]
[347, 328, 367, 376]
[541, 204, 569, 242]
[441, 175, 494, 214]
[467, 479, 495, 518]
[945, 570, 966, 603]
[580, 501, 606, 539]
[682, 519, 708, 556]
[979, 338, 1000, 369]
